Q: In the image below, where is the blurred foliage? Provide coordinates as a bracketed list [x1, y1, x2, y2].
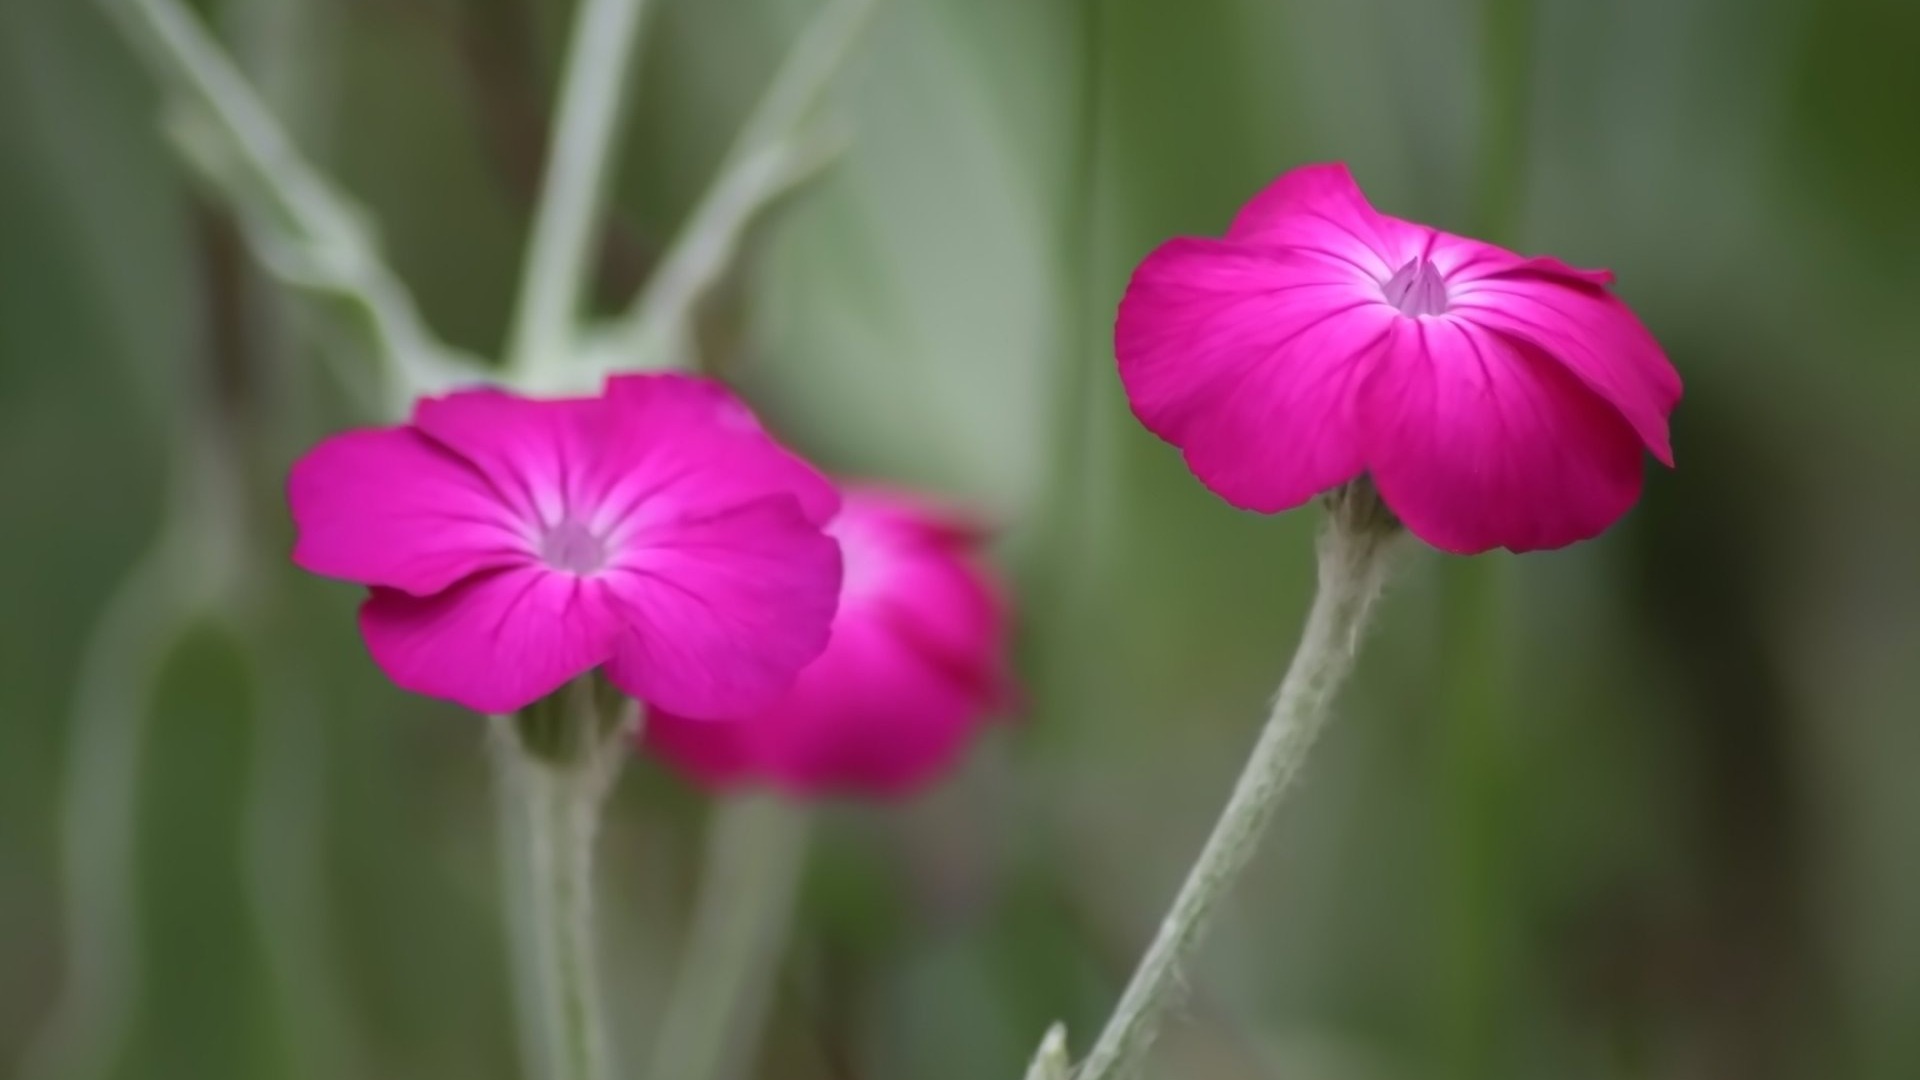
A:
[4, 0, 1919, 1078]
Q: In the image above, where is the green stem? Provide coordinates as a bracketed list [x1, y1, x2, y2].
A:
[19, 429, 242, 1080]
[99, 0, 477, 409]
[646, 794, 813, 1080]
[1071, 491, 1401, 1080]
[224, 2, 369, 1075]
[18, 536, 193, 1080]
[1436, 0, 1535, 1076]
[492, 698, 629, 1080]
[1024, 0, 1106, 578]
[505, 0, 654, 384]
[1022, 1023, 1071, 1080]
[603, 0, 879, 373]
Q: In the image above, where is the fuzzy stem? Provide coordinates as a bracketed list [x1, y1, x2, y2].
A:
[492, 697, 629, 1080]
[1024, 0, 1106, 577]
[17, 530, 198, 1080]
[19, 412, 242, 1080]
[505, 0, 654, 384]
[603, 0, 879, 373]
[1023, 1023, 1072, 1080]
[646, 794, 812, 1080]
[98, 0, 478, 410]
[1071, 496, 1400, 1080]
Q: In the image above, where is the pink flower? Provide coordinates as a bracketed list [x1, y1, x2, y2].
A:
[644, 486, 1013, 799]
[1116, 163, 1682, 553]
[287, 374, 843, 716]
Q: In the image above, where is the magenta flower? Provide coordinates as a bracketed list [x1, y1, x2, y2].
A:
[644, 486, 1013, 799]
[1117, 163, 1682, 553]
[288, 374, 843, 716]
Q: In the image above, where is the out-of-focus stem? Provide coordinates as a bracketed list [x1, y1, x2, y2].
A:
[1435, 0, 1536, 1076]
[602, 0, 879, 374]
[1022, 1023, 1071, 1080]
[1014, 0, 1113, 755]
[646, 794, 813, 1080]
[1026, 0, 1106, 579]
[18, 538, 193, 1080]
[1070, 493, 1401, 1080]
[504, 0, 654, 384]
[98, 0, 478, 409]
[492, 694, 630, 1080]
[221, 2, 371, 1076]
[19, 431, 241, 1080]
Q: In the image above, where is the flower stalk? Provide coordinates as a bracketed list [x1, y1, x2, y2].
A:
[1067, 484, 1401, 1080]
[601, 0, 879, 374]
[646, 794, 813, 1080]
[98, 0, 480, 413]
[493, 684, 633, 1080]
[506, 0, 655, 385]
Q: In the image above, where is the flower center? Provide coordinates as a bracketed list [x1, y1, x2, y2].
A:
[1380, 256, 1450, 317]
[539, 519, 610, 575]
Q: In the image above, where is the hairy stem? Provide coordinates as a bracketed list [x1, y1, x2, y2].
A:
[1071, 495, 1400, 1080]
[646, 794, 813, 1080]
[99, 0, 477, 409]
[603, 0, 879, 374]
[492, 696, 629, 1080]
[505, 0, 654, 384]
[18, 424, 243, 1080]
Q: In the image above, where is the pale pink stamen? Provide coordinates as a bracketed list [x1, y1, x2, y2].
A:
[539, 518, 610, 575]
[1381, 256, 1450, 317]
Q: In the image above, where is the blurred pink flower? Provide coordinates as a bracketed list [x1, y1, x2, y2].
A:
[645, 487, 1013, 799]
[1117, 162, 1682, 553]
[288, 374, 842, 716]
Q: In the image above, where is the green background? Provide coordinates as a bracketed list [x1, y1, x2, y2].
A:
[3, 0, 1918, 1077]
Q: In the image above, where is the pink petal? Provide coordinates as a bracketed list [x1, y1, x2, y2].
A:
[598, 374, 839, 529]
[1225, 162, 1429, 280]
[645, 484, 1011, 798]
[1360, 319, 1647, 554]
[647, 617, 988, 798]
[601, 498, 842, 719]
[1509, 255, 1615, 287]
[1450, 272, 1681, 464]
[864, 546, 1010, 703]
[289, 427, 528, 595]
[832, 487, 1012, 703]
[358, 567, 618, 713]
[409, 387, 602, 527]
[1115, 238, 1394, 513]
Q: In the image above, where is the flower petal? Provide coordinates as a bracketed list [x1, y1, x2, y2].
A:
[1360, 318, 1647, 554]
[1450, 271, 1681, 463]
[646, 617, 988, 798]
[1225, 162, 1430, 279]
[289, 427, 527, 595]
[597, 374, 839, 531]
[1116, 237, 1393, 512]
[409, 387, 602, 528]
[864, 543, 1010, 703]
[358, 567, 618, 713]
[601, 497, 842, 719]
